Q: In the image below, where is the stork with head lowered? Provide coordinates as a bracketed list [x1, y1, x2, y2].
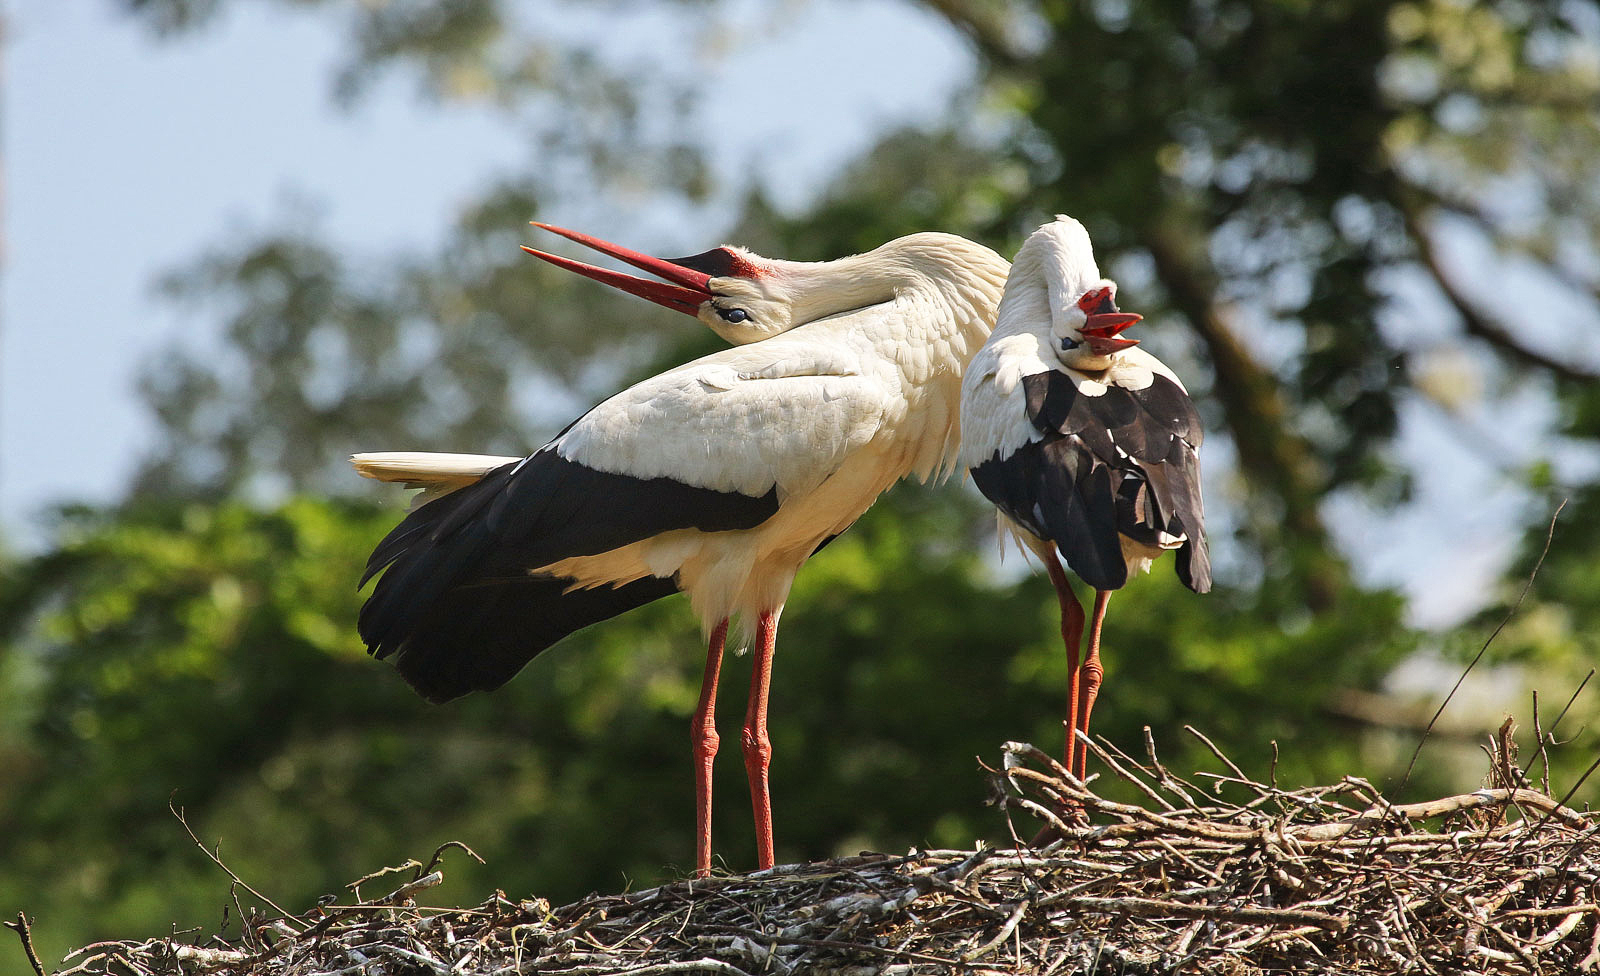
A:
[960, 216, 1211, 785]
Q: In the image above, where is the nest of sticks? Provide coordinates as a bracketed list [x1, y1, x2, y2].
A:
[35, 733, 1600, 976]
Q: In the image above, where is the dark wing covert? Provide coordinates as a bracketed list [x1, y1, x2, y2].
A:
[970, 369, 1210, 593]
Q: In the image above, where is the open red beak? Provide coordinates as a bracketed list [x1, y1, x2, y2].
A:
[1075, 283, 1152, 352]
[1082, 311, 1142, 355]
[1081, 307, 1145, 353]
[1076, 287, 1142, 355]
[522, 221, 714, 315]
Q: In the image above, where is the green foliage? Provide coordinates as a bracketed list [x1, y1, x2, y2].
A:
[1, 487, 1423, 963]
[119, 0, 1600, 604]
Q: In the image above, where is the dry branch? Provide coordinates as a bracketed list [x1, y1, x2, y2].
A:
[41, 737, 1600, 975]
[3, 913, 46, 976]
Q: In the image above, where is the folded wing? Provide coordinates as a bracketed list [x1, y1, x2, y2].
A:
[359, 344, 885, 702]
[970, 369, 1210, 593]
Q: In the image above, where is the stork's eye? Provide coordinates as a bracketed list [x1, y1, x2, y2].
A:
[1060, 336, 1081, 351]
[718, 307, 749, 324]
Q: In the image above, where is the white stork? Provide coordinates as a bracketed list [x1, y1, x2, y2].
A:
[960, 216, 1210, 785]
[356, 222, 1009, 876]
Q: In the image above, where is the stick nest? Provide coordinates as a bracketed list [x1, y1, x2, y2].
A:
[49, 737, 1600, 976]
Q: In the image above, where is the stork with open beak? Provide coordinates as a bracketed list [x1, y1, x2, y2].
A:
[960, 216, 1211, 786]
[356, 222, 1009, 876]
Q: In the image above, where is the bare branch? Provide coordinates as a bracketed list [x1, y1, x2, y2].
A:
[170, 801, 302, 926]
[1403, 202, 1600, 384]
[3, 913, 46, 976]
[1397, 499, 1566, 795]
[1144, 223, 1344, 606]
[1410, 184, 1600, 306]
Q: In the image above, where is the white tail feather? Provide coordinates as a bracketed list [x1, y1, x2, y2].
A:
[351, 452, 523, 505]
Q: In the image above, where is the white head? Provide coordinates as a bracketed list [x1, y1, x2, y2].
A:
[522, 223, 1006, 346]
[1011, 216, 1142, 371]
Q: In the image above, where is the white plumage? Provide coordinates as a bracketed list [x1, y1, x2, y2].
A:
[352, 452, 523, 505]
[357, 223, 1009, 876]
[539, 287, 988, 627]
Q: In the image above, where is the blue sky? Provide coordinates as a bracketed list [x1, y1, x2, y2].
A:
[4, 3, 513, 533]
[1, 0, 967, 539]
[5, 2, 1596, 630]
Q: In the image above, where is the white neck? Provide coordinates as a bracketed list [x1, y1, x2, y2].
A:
[777, 233, 1008, 331]
[991, 216, 1102, 344]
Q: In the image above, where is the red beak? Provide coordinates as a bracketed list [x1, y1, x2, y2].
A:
[1084, 333, 1141, 355]
[1082, 311, 1142, 335]
[1081, 310, 1142, 355]
[522, 221, 715, 315]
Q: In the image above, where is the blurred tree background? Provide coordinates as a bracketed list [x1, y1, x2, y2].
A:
[4, 0, 1599, 965]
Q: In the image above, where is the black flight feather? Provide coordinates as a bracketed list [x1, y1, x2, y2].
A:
[359, 449, 780, 702]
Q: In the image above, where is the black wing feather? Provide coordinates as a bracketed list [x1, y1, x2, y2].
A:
[973, 370, 1210, 594]
[359, 449, 780, 702]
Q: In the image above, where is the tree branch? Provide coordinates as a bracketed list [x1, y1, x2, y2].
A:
[1420, 188, 1600, 310]
[3, 913, 46, 976]
[1143, 222, 1344, 608]
[1399, 197, 1600, 385]
[918, 0, 1028, 69]
[171, 802, 303, 926]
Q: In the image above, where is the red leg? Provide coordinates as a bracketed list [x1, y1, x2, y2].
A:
[1044, 557, 1085, 774]
[742, 610, 780, 870]
[1073, 590, 1111, 782]
[692, 618, 728, 878]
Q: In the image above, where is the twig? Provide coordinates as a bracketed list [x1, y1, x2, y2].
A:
[1548, 670, 1595, 741]
[422, 840, 486, 879]
[1532, 691, 1552, 796]
[1526, 671, 1596, 795]
[1541, 753, 1600, 831]
[551, 961, 754, 976]
[170, 801, 302, 926]
[1061, 895, 1346, 931]
[1185, 725, 1251, 795]
[1579, 911, 1600, 970]
[348, 859, 423, 899]
[959, 899, 1028, 962]
[1397, 499, 1566, 794]
[4, 913, 46, 976]
[1087, 734, 1177, 811]
[1144, 726, 1201, 807]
